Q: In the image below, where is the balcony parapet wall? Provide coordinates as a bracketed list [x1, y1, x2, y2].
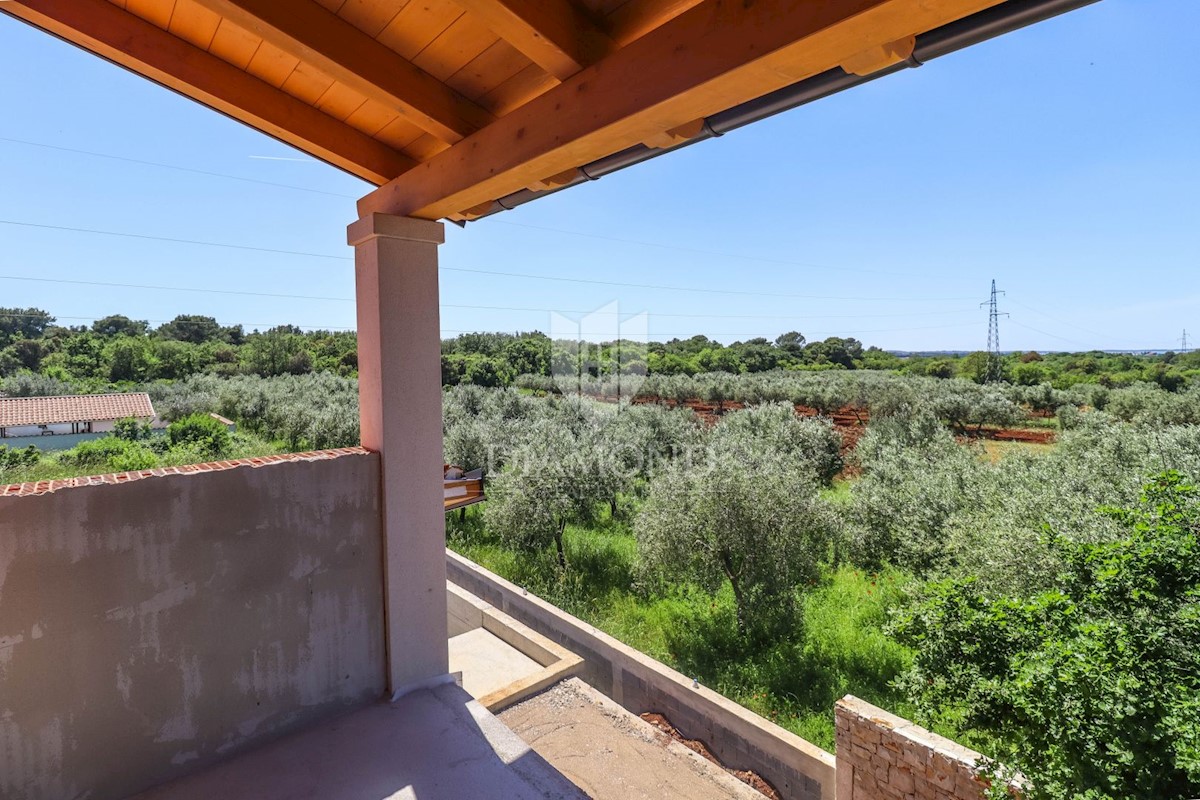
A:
[0, 448, 385, 800]
[1, 447, 370, 497]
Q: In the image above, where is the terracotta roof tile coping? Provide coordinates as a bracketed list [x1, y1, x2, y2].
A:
[0, 447, 371, 498]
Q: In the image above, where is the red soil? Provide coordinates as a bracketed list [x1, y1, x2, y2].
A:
[639, 712, 782, 800]
[617, 394, 1053, 451]
[961, 427, 1056, 444]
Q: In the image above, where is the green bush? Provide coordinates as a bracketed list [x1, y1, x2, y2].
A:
[166, 413, 231, 458]
[62, 437, 158, 472]
[113, 416, 153, 442]
[891, 472, 1200, 800]
[0, 444, 40, 470]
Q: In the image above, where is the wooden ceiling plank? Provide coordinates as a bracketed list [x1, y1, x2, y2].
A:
[124, 0, 176, 30]
[314, 81, 371, 123]
[244, 39, 302, 89]
[451, 0, 615, 79]
[377, 0, 464, 60]
[411, 13, 502, 83]
[207, 16, 262, 69]
[280, 59, 337, 106]
[335, 0, 411, 38]
[443, 39, 530, 102]
[167, 0, 222, 51]
[359, 0, 1005, 219]
[479, 62, 558, 115]
[2, 0, 415, 184]
[374, 115, 427, 151]
[190, 0, 495, 142]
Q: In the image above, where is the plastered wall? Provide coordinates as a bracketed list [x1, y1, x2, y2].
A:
[0, 450, 386, 800]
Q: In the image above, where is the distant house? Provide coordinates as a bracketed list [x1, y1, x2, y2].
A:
[0, 392, 157, 450]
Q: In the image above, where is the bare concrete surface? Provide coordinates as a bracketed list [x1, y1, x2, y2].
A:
[500, 678, 764, 800]
[450, 627, 542, 699]
[130, 682, 585, 800]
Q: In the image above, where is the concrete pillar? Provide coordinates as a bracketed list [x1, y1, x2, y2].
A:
[348, 212, 448, 695]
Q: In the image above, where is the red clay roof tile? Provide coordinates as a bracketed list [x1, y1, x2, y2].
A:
[0, 393, 155, 427]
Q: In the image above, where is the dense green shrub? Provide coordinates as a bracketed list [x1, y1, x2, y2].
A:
[113, 416, 153, 442]
[0, 444, 40, 470]
[62, 437, 158, 472]
[151, 372, 358, 450]
[891, 473, 1200, 800]
[166, 413, 231, 457]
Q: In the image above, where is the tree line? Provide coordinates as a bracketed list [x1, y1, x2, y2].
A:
[3, 307, 1196, 391]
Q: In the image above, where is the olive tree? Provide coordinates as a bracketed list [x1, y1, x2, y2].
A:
[709, 402, 843, 484]
[484, 419, 617, 569]
[635, 449, 835, 638]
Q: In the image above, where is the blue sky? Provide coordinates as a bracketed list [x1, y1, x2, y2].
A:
[0, 0, 1195, 352]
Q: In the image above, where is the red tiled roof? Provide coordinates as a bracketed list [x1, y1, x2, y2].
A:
[0, 393, 156, 427]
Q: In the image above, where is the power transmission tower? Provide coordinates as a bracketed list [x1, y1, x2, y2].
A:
[981, 279, 1008, 383]
[1182, 329, 1191, 352]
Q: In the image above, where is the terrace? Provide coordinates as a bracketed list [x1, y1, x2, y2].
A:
[0, 0, 1097, 797]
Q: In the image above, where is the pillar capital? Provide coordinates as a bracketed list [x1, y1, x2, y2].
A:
[347, 212, 445, 247]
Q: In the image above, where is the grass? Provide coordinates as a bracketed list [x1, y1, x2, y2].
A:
[448, 504, 915, 752]
[0, 431, 288, 485]
[979, 438, 1056, 463]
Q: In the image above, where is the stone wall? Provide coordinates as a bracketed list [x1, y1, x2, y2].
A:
[0, 449, 386, 800]
[835, 696, 1000, 800]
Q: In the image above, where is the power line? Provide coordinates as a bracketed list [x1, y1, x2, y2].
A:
[439, 264, 976, 302]
[1006, 319, 1090, 349]
[440, 322, 982, 337]
[0, 274, 352, 302]
[0, 136, 355, 198]
[0, 309, 977, 338]
[0, 136, 974, 283]
[0, 275, 985, 320]
[0, 311, 356, 330]
[1005, 298, 1111, 342]
[0, 218, 979, 302]
[0, 219, 351, 261]
[493, 220, 917, 279]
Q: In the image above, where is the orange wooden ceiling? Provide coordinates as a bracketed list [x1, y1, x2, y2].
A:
[4, 0, 1010, 220]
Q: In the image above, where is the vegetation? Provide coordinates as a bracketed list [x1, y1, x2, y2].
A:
[3, 306, 1199, 795]
[439, 373, 1200, 794]
[0, 425, 285, 484]
[893, 473, 1200, 799]
[4, 306, 1198, 395]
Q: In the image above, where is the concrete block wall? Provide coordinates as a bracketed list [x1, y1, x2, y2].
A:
[447, 550, 836, 800]
[835, 696, 1001, 800]
[0, 450, 386, 800]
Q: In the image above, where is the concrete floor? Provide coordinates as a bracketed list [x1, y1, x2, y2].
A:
[500, 678, 763, 800]
[130, 682, 585, 800]
[449, 627, 542, 699]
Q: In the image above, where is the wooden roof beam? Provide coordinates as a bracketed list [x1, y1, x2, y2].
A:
[3, 0, 415, 184]
[604, 0, 705, 46]
[191, 0, 496, 143]
[453, 0, 615, 80]
[359, 0, 1006, 220]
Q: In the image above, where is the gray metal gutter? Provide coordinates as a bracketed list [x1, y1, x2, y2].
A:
[466, 0, 1100, 223]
